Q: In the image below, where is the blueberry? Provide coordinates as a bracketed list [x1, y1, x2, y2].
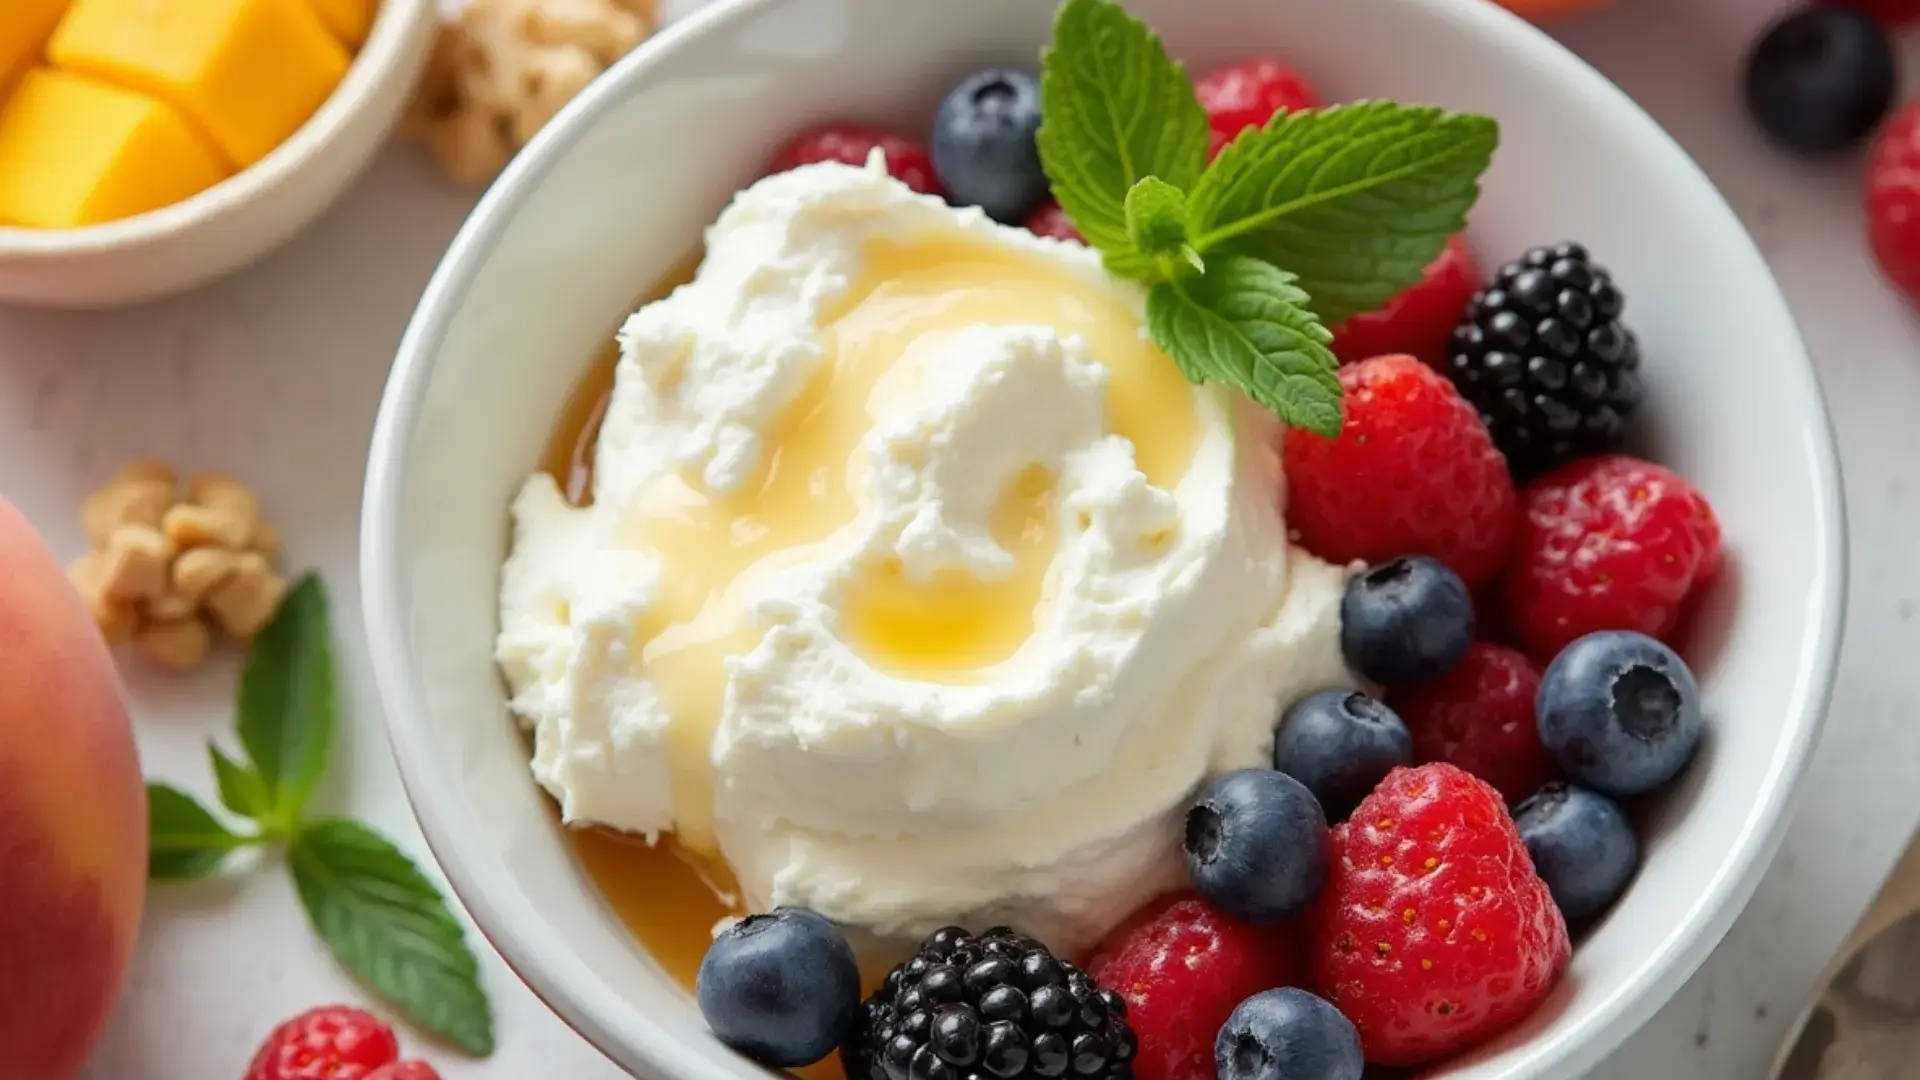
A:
[931, 69, 1048, 223]
[1271, 690, 1413, 820]
[1214, 988, 1363, 1080]
[1183, 769, 1327, 923]
[1339, 556, 1474, 686]
[1513, 782, 1640, 923]
[1745, 6, 1895, 156]
[696, 907, 861, 1066]
[1536, 630, 1704, 796]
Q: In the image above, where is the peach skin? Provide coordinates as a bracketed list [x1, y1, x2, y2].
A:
[0, 496, 145, 1080]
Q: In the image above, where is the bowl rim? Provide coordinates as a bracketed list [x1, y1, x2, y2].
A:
[0, 0, 437, 255]
[360, 0, 1848, 1076]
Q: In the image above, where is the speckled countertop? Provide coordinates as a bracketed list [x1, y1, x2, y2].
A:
[0, 0, 1914, 1075]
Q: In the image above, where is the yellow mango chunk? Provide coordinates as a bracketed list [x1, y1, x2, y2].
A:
[49, 0, 350, 169]
[0, 0, 70, 97]
[0, 68, 229, 228]
[306, 0, 375, 48]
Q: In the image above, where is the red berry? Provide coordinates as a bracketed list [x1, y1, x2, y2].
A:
[767, 124, 942, 196]
[365, 1064, 440, 1080]
[1195, 58, 1321, 158]
[1832, 0, 1920, 26]
[1282, 355, 1518, 587]
[1088, 893, 1298, 1080]
[1391, 643, 1554, 804]
[1504, 454, 1722, 663]
[1866, 102, 1920, 305]
[244, 1007, 399, 1080]
[1309, 764, 1569, 1066]
[1024, 200, 1084, 244]
[1329, 236, 1482, 370]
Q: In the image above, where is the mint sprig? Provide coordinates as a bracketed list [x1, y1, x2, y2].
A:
[1037, 0, 1500, 436]
[144, 574, 494, 1056]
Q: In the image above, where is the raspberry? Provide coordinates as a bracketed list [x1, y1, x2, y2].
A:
[1024, 200, 1084, 244]
[1330, 236, 1482, 370]
[244, 1007, 400, 1080]
[1391, 643, 1554, 804]
[1309, 764, 1569, 1066]
[768, 125, 942, 196]
[1088, 893, 1297, 1080]
[1195, 59, 1321, 158]
[1832, 0, 1920, 28]
[1504, 455, 1722, 663]
[1282, 355, 1519, 587]
[1866, 102, 1920, 305]
[365, 1065, 440, 1080]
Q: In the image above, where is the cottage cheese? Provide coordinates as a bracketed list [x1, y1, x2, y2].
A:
[497, 159, 1351, 956]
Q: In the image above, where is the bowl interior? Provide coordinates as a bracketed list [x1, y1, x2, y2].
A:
[362, 1, 1843, 1078]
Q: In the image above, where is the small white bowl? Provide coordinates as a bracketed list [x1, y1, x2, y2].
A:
[0, 0, 436, 309]
[361, 1, 1847, 1077]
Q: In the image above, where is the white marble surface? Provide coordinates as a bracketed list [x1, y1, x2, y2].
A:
[0, 0, 1912, 1075]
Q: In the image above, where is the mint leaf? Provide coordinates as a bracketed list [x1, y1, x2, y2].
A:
[1124, 177, 1191, 262]
[237, 574, 334, 823]
[290, 819, 494, 1055]
[1146, 255, 1343, 436]
[209, 741, 273, 824]
[1037, 0, 1208, 278]
[148, 783, 252, 881]
[1187, 102, 1498, 323]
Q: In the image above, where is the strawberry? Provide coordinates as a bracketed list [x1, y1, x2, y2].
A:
[1329, 236, 1483, 370]
[1282, 355, 1519, 587]
[1088, 893, 1297, 1080]
[1866, 101, 1920, 306]
[1195, 58, 1321, 158]
[1504, 454, 1722, 663]
[767, 124, 942, 196]
[244, 1007, 399, 1080]
[1310, 764, 1569, 1066]
[1391, 643, 1555, 804]
[365, 1065, 440, 1080]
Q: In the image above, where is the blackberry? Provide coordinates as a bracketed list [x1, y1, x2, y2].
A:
[843, 926, 1136, 1080]
[1445, 242, 1643, 477]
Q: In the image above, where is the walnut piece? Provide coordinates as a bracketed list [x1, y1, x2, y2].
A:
[70, 461, 290, 670]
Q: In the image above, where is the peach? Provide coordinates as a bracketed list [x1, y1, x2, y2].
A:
[0, 496, 145, 1080]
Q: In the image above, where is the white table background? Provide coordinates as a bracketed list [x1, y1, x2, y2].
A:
[0, 0, 1911, 1074]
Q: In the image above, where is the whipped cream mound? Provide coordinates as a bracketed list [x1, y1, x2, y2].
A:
[497, 157, 1353, 958]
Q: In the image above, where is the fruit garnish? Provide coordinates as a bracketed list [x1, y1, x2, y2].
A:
[1866, 101, 1920, 306]
[1035, 0, 1498, 436]
[1271, 691, 1414, 821]
[1088, 893, 1298, 1080]
[1503, 454, 1721, 661]
[1536, 630, 1704, 797]
[1390, 642, 1554, 805]
[1193, 58, 1321, 160]
[243, 1005, 399, 1080]
[770, 124, 943, 196]
[145, 577, 493, 1055]
[1309, 763, 1569, 1066]
[1744, 5, 1896, 157]
[931, 68, 1048, 223]
[365, 1064, 442, 1080]
[1024, 199, 1084, 243]
[1513, 782, 1640, 923]
[1330, 234, 1480, 370]
[843, 926, 1136, 1080]
[696, 908, 861, 1068]
[1214, 988, 1363, 1080]
[1181, 770, 1328, 924]
[1445, 242, 1641, 478]
[1282, 356, 1518, 586]
[1338, 556, 1475, 687]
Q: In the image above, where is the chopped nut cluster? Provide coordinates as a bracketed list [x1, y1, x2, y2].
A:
[404, 0, 656, 184]
[67, 461, 289, 671]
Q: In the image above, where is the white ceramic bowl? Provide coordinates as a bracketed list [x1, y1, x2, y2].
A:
[361, 0, 1847, 1076]
[0, 0, 436, 309]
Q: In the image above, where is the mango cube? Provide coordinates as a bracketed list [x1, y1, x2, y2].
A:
[0, 0, 71, 97]
[49, 0, 350, 168]
[306, 0, 375, 48]
[0, 68, 228, 228]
